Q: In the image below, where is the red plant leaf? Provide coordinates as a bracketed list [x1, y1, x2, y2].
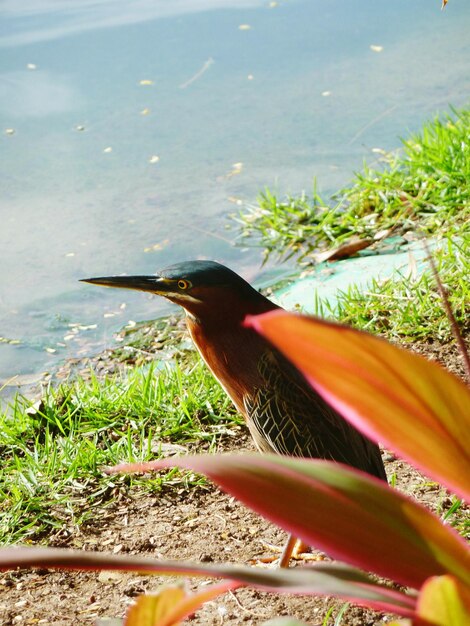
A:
[106, 455, 470, 590]
[0, 546, 416, 615]
[245, 311, 470, 501]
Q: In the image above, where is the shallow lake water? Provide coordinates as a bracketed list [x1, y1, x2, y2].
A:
[1, 0, 470, 396]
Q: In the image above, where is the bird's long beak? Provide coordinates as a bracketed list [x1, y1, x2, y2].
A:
[80, 275, 174, 295]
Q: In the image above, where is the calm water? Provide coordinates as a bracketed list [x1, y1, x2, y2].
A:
[1, 0, 470, 395]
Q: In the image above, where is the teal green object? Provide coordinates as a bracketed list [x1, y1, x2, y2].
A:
[274, 239, 435, 313]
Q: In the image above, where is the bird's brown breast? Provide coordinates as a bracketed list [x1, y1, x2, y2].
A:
[185, 313, 269, 417]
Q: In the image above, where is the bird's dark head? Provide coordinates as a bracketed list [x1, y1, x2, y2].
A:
[81, 260, 275, 320]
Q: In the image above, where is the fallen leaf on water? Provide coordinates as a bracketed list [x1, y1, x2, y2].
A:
[0, 336, 21, 345]
[144, 239, 170, 253]
[227, 196, 243, 205]
[225, 162, 244, 178]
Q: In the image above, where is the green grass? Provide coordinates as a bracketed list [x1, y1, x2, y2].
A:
[311, 237, 469, 341]
[233, 107, 470, 264]
[0, 357, 241, 544]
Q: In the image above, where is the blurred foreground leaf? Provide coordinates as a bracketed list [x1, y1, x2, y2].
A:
[125, 582, 236, 626]
[107, 454, 469, 591]
[416, 575, 470, 626]
[0, 546, 416, 615]
[245, 311, 470, 501]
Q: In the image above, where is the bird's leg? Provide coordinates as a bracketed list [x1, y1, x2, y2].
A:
[253, 535, 315, 568]
[279, 535, 315, 567]
[279, 533, 298, 568]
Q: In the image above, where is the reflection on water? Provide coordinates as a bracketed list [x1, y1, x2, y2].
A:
[1, 1, 264, 47]
[1, 0, 470, 396]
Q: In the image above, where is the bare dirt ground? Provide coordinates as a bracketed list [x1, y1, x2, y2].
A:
[1, 336, 468, 626]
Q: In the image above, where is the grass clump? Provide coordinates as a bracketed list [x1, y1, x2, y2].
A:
[0, 358, 241, 544]
[233, 107, 470, 263]
[313, 237, 469, 341]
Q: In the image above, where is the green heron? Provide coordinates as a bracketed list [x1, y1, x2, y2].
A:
[82, 260, 386, 566]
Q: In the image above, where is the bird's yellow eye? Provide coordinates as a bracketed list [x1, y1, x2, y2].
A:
[177, 279, 190, 290]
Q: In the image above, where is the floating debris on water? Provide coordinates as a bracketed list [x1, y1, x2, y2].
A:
[144, 238, 170, 253]
[139, 79, 154, 85]
[5, 128, 15, 135]
[370, 44, 383, 52]
[179, 57, 214, 89]
[103, 147, 113, 153]
[149, 155, 160, 164]
[225, 162, 244, 178]
[227, 196, 243, 205]
[0, 336, 21, 345]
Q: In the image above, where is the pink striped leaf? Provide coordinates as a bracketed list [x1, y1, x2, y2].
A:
[245, 311, 470, 501]
[0, 545, 416, 615]
[106, 454, 470, 591]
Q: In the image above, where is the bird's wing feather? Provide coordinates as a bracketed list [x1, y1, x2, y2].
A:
[243, 349, 386, 481]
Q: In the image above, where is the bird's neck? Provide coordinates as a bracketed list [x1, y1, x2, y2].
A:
[184, 296, 279, 415]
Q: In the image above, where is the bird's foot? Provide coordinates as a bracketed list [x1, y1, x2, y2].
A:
[250, 540, 326, 568]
